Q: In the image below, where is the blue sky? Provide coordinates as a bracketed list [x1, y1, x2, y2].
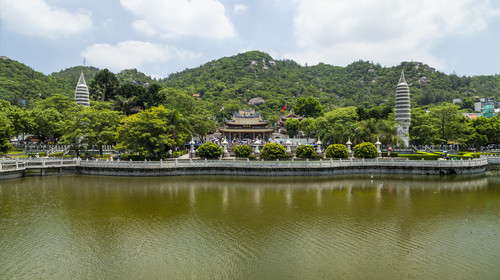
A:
[1, 0, 499, 79]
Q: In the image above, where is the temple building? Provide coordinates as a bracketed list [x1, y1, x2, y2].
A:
[219, 109, 275, 141]
[395, 71, 411, 147]
[74, 72, 90, 107]
[279, 110, 304, 135]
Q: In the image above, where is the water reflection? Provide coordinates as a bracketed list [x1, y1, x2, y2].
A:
[0, 173, 499, 280]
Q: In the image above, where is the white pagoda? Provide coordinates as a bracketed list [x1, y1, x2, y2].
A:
[74, 72, 90, 107]
[395, 71, 411, 147]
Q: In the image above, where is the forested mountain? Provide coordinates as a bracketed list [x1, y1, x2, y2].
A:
[162, 51, 500, 113]
[0, 56, 73, 107]
[1, 51, 499, 112]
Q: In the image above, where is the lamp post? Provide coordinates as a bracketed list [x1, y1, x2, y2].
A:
[190, 138, 195, 159]
[346, 137, 352, 158]
[316, 138, 322, 154]
[375, 137, 382, 158]
[286, 139, 292, 154]
[254, 139, 261, 156]
[222, 138, 229, 157]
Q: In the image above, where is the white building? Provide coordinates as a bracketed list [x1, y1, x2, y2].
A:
[74, 72, 90, 107]
[395, 71, 411, 147]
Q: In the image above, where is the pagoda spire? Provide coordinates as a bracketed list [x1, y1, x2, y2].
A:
[75, 72, 90, 107]
[77, 71, 86, 85]
[398, 71, 407, 85]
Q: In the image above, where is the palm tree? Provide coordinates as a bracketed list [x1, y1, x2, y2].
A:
[166, 109, 191, 150]
[113, 96, 140, 116]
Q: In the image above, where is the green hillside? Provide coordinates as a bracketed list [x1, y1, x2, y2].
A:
[162, 51, 500, 113]
[0, 56, 73, 107]
[1, 51, 499, 112]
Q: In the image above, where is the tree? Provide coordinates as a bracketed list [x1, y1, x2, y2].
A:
[325, 144, 348, 158]
[471, 116, 500, 145]
[300, 117, 316, 140]
[113, 95, 140, 116]
[142, 83, 164, 108]
[294, 97, 324, 118]
[353, 142, 377, 158]
[0, 100, 30, 137]
[28, 107, 64, 143]
[166, 109, 191, 150]
[189, 113, 216, 142]
[197, 142, 222, 159]
[89, 69, 119, 101]
[316, 107, 358, 145]
[429, 103, 469, 144]
[60, 108, 123, 156]
[410, 107, 438, 145]
[116, 106, 174, 156]
[260, 143, 287, 160]
[0, 112, 14, 153]
[295, 145, 316, 158]
[285, 118, 300, 138]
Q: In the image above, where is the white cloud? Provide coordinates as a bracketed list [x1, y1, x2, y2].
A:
[286, 0, 500, 68]
[119, 0, 238, 39]
[234, 4, 248, 14]
[81, 40, 201, 72]
[0, 0, 92, 38]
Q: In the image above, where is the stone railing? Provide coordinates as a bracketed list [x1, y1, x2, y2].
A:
[0, 158, 79, 171]
[2, 157, 496, 174]
[78, 157, 489, 169]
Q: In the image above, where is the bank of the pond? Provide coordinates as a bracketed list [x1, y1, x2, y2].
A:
[1, 157, 497, 180]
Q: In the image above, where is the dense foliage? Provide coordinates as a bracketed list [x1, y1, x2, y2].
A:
[232, 144, 252, 158]
[353, 142, 378, 158]
[325, 144, 349, 158]
[197, 142, 223, 159]
[284, 118, 300, 138]
[1, 51, 500, 157]
[260, 143, 287, 160]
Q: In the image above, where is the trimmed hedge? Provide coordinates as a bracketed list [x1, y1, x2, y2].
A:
[325, 144, 348, 159]
[197, 142, 223, 159]
[49, 152, 64, 158]
[296, 145, 316, 159]
[232, 145, 252, 158]
[397, 154, 440, 160]
[261, 143, 289, 160]
[353, 142, 377, 158]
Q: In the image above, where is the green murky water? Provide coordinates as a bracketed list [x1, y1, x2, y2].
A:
[1, 173, 499, 279]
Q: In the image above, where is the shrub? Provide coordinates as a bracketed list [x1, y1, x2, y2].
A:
[121, 154, 146, 161]
[248, 154, 257, 160]
[295, 145, 316, 159]
[197, 142, 223, 159]
[325, 144, 348, 158]
[260, 143, 287, 160]
[173, 150, 187, 158]
[397, 154, 440, 160]
[353, 142, 377, 158]
[232, 145, 252, 158]
[28, 152, 47, 157]
[49, 152, 64, 158]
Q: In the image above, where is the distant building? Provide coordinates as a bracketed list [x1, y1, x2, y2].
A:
[463, 112, 480, 120]
[74, 72, 90, 107]
[452, 98, 462, 104]
[474, 97, 499, 113]
[395, 71, 411, 147]
[219, 109, 275, 141]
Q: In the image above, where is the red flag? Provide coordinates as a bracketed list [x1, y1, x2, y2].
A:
[281, 103, 287, 112]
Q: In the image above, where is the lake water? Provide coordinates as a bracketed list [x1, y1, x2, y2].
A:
[1, 173, 499, 279]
